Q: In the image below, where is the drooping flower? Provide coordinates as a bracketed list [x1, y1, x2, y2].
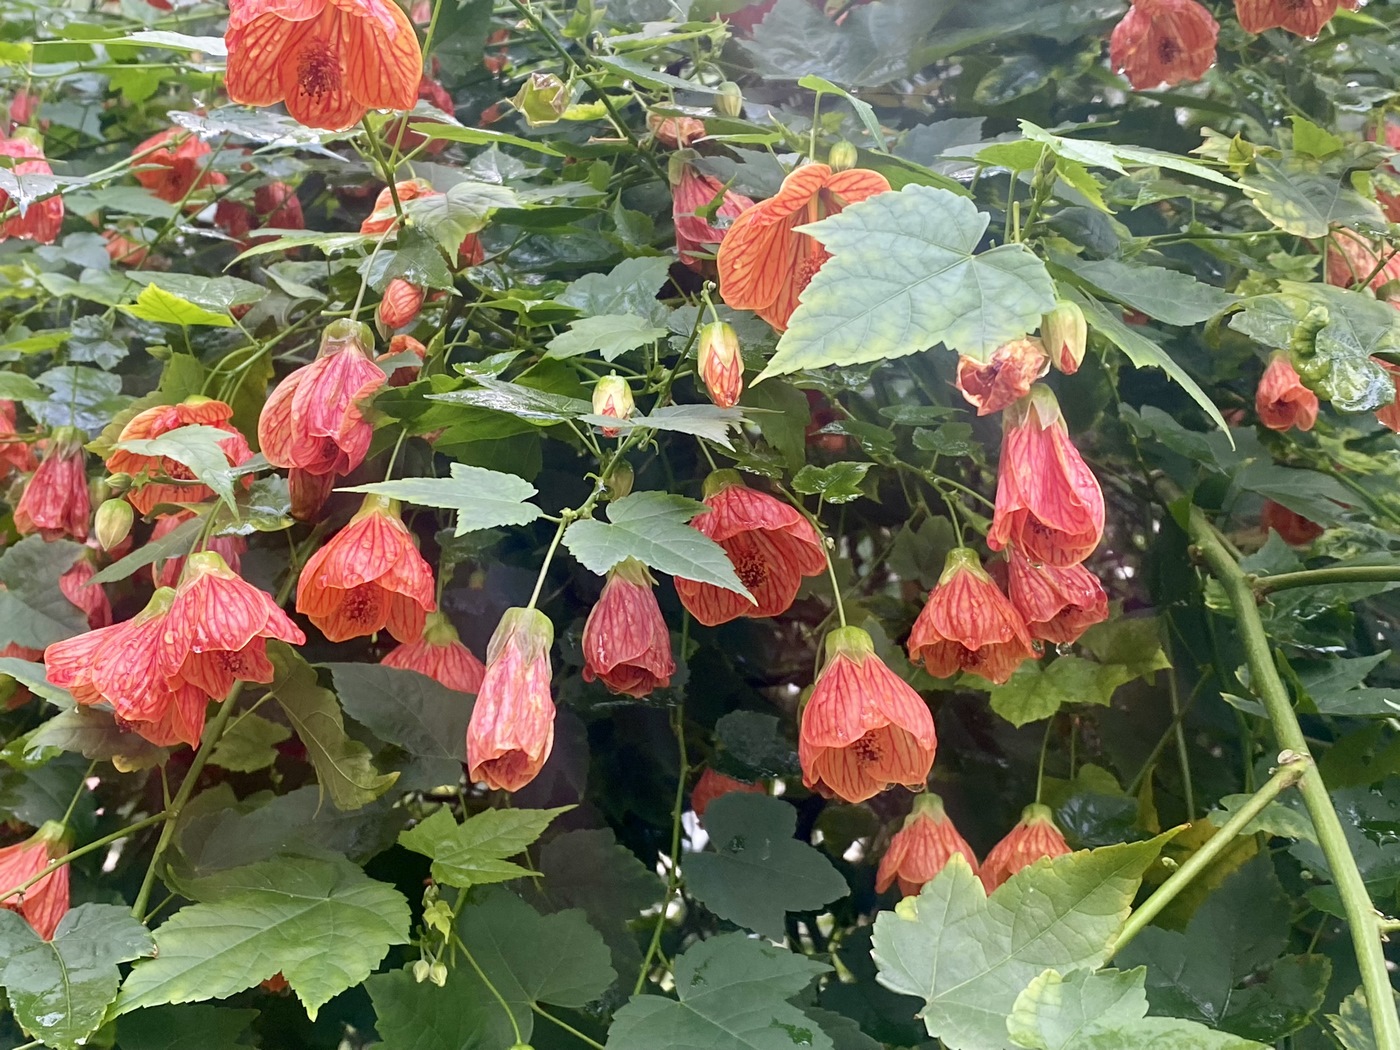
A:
[674, 471, 826, 626]
[875, 793, 979, 897]
[648, 112, 706, 148]
[60, 555, 112, 630]
[1260, 499, 1325, 545]
[386, 75, 455, 155]
[377, 277, 424, 331]
[104, 230, 150, 267]
[988, 385, 1106, 567]
[591, 375, 634, 439]
[467, 607, 556, 791]
[1326, 226, 1400, 299]
[15, 427, 90, 542]
[1109, 0, 1219, 90]
[288, 468, 336, 523]
[360, 178, 436, 235]
[0, 821, 71, 940]
[381, 611, 485, 694]
[254, 180, 304, 230]
[150, 511, 248, 589]
[1375, 359, 1400, 432]
[1255, 352, 1319, 432]
[295, 494, 436, 642]
[690, 767, 765, 819]
[105, 398, 254, 516]
[1004, 546, 1108, 645]
[225, 0, 422, 132]
[671, 158, 755, 271]
[0, 133, 63, 244]
[258, 319, 386, 481]
[0, 400, 36, 475]
[164, 551, 306, 697]
[979, 803, 1072, 892]
[717, 163, 891, 331]
[799, 626, 937, 804]
[697, 321, 743, 409]
[1235, 0, 1340, 37]
[133, 128, 226, 204]
[379, 333, 427, 386]
[45, 589, 211, 747]
[215, 198, 255, 241]
[1041, 300, 1088, 375]
[582, 558, 674, 698]
[955, 337, 1050, 416]
[907, 548, 1035, 685]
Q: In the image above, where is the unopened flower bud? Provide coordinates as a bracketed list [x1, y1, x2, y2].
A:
[94, 498, 134, 552]
[716, 81, 744, 118]
[412, 960, 432, 984]
[697, 321, 743, 408]
[104, 472, 132, 494]
[828, 141, 858, 171]
[429, 962, 448, 987]
[512, 72, 569, 126]
[607, 459, 634, 500]
[1041, 300, 1087, 374]
[592, 374, 634, 438]
[377, 278, 425, 334]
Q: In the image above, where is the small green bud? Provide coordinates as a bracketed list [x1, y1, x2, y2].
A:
[511, 72, 569, 127]
[1041, 299, 1088, 374]
[715, 81, 744, 118]
[606, 459, 634, 500]
[412, 960, 432, 984]
[592, 374, 635, 437]
[429, 962, 448, 987]
[828, 140, 858, 171]
[95, 498, 134, 552]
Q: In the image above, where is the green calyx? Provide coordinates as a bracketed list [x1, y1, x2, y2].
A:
[1020, 802, 1057, 827]
[319, 318, 374, 359]
[907, 792, 946, 825]
[702, 468, 744, 499]
[939, 547, 989, 585]
[823, 625, 875, 664]
[422, 611, 460, 646]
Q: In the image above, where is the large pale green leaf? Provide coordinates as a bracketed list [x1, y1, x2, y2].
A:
[581, 404, 753, 448]
[546, 313, 667, 361]
[266, 643, 398, 812]
[562, 490, 751, 596]
[1064, 258, 1239, 326]
[558, 256, 672, 325]
[118, 853, 410, 1020]
[1242, 158, 1384, 237]
[116, 424, 241, 511]
[127, 273, 267, 312]
[30, 365, 132, 435]
[0, 535, 87, 648]
[1007, 968, 1269, 1050]
[397, 804, 570, 888]
[0, 657, 76, 708]
[1019, 121, 1237, 188]
[0, 904, 155, 1050]
[980, 656, 1133, 728]
[607, 934, 833, 1050]
[120, 284, 234, 327]
[872, 838, 1171, 1050]
[685, 793, 849, 940]
[759, 185, 1055, 379]
[343, 462, 542, 536]
[403, 181, 518, 254]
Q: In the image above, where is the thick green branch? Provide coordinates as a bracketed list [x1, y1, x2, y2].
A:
[1253, 564, 1400, 595]
[1165, 487, 1400, 1049]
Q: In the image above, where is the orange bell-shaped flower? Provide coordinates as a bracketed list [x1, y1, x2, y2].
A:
[979, 803, 1072, 892]
[697, 322, 743, 409]
[0, 821, 71, 940]
[875, 793, 979, 898]
[908, 548, 1035, 685]
[1255, 352, 1319, 432]
[225, 0, 423, 131]
[1109, 0, 1219, 90]
[149, 511, 248, 590]
[359, 178, 437, 236]
[717, 162, 890, 332]
[1236, 0, 1339, 37]
[381, 611, 485, 694]
[582, 558, 675, 698]
[133, 128, 227, 204]
[296, 495, 437, 643]
[467, 607, 556, 791]
[377, 277, 425, 331]
[671, 157, 755, 271]
[1004, 545, 1108, 645]
[60, 555, 112, 631]
[799, 626, 937, 804]
[15, 427, 90, 542]
[955, 337, 1050, 417]
[258, 319, 386, 481]
[690, 767, 766, 819]
[254, 180, 304, 230]
[988, 385, 1105, 567]
[1260, 499, 1325, 546]
[674, 470, 826, 626]
[0, 400, 36, 476]
[106, 398, 254, 516]
[0, 133, 63, 244]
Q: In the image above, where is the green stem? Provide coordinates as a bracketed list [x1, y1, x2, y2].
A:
[59, 761, 96, 826]
[0, 811, 168, 905]
[1111, 755, 1308, 955]
[1164, 484, 1400, 1050]
[634, 700, 689, 995]
[1165, 661, 1196, 821]
[457, 936, 525, 1044]
[526, 513, 572, 610]
[532, 1004, 607, 1050]
[1253, 564, 1400, 595]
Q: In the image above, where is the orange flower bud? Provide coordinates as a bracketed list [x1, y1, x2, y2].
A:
[1255, 352, 1319, 432]
[988, 385, 1105, 567]
[697, 322, 744, 408]
[1109, 0, 1218, 90]
[674, 471, 826, 626]
[979, 803, 1071, 892]
[907, 548, 1035, 685]
[467, 607, 556, 791]
[106, 398, 253, 516]
[591, 375, 635, 439]
[690, 768, 765, 819]
[132, 127, 226, 204]
[60, 556, 111, 630]
[582, 558, 674, 698]
[289, 468, 335, 523]
[254, 181, 303, 230]
[377, 278, 425, 332]
[1041, 300, 1088, 374]
[360, 179, 437, 236]
[0, 821, 71, 940]
[378, 334, 428, 387]
[799, 626, 937, 804]
[15, 427, 90, 542]
[382, 611, 485, 694]
[875, 793, 979, 897]
[955, 337, 1049, 416]
[1004, 546, 1108, 645]
[295, 495, 437, 643]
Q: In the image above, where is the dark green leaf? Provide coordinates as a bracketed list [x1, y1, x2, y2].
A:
[792, 461, 872, 503]
[0, 536, 87, 648]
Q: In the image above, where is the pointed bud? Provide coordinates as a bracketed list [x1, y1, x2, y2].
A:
[1041, 300, 1087, 374]
[828, 140, 858, 171]
[512, 72, 569, 126]
[412, 960, 432, 983]
[606, 459, 634, 500]
[697, 322, 743, 408]
[377, 278, 425, 334]
[592, 374, 634, 438]
[94, 498, 134, 552]
[715, 81, 744, 118]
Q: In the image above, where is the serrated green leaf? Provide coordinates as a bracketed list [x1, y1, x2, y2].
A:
[116, 424, 241, 512]
[563, 490, 751, 596]
[608, 934, 834, 1050]
[1242, 157, 1384, 237]
[0, 904, 155, 1050]
[430, 376, 594, 423]
[343, 462, 541, 536]
[116, 1004, 260, 1050]
[546, 313, 667, 360]
[1329, 986, 1400, 1050]
[118, 853, 410, 1021]
[759, 185, 1055, 380]
[1064, 258, 1239, 326]
[558, 256, 672, 324]
[685, 793, 849, 940]
[404, 181, 517, 255]
[405, 120, 565, 155]
[0, 657, 76, 708]
[120, 284, 233, 327]
[30, 365, 132, 436]
[1019, 121, 1237, 188]
[872, 837, 1173, 1050]
[127, 273, 267, 312]
[984, 656, 1133, 728]
[792, 461, 873, 503]
[0, 373, 48, 400]
[580, 403, 752, 449]
[399, 805, 570, 888]
[0, 536, 87, 648]
[266, 643, 398, 812]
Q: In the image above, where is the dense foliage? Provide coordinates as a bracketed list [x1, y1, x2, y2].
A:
[4, 0, 1400, 1048]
